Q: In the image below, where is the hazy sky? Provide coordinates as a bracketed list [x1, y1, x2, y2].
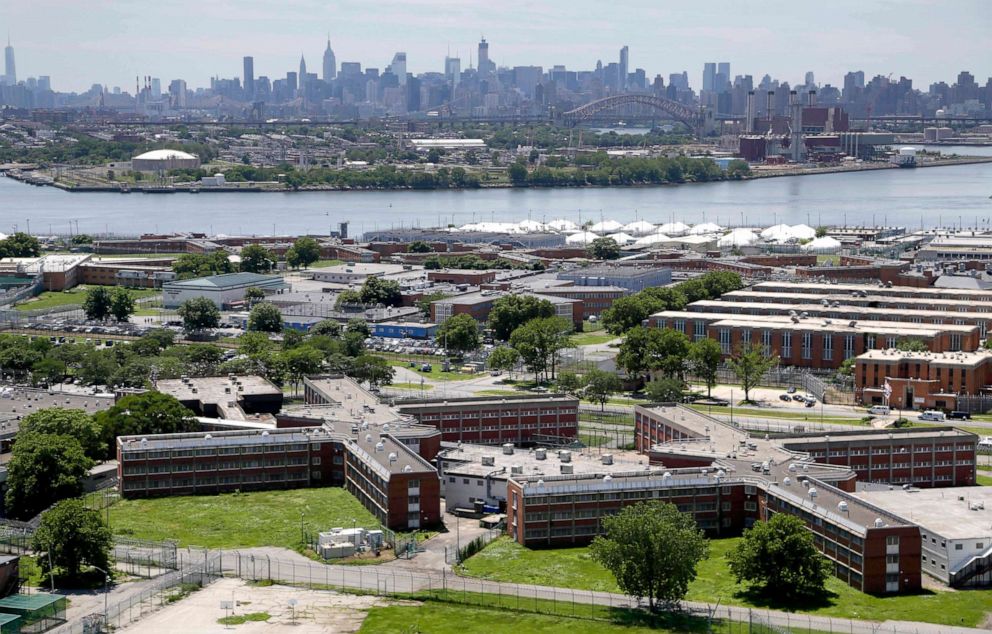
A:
[4, 0, 990, 93]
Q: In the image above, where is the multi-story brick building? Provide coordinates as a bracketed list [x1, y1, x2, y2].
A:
[116, 418, 442, 531]
[431, 291, 583, 331]
[395, 394, 579, 446]
[749, 281, 992, 304]
[528, 285, 627, 320]
[856, 348, 992, 410]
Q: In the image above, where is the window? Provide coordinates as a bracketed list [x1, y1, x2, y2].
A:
[844, 334, 856, 359]
[762, 330, 772, 354]
[311, 457, 321, 466]
[822, 334, 833, 361]
[719, 329, 731, 354]
[408, 479, 420, 489]
[782, 332, 792, 358]
[886, 536, 900, 546]
[801, 332, 812, 360]
[955, 543, 963, 550]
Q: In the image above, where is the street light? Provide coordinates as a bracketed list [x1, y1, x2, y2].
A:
[90, 565, 111, 622]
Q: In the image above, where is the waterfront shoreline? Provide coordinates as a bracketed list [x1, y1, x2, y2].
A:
[3, 155, 991, 195]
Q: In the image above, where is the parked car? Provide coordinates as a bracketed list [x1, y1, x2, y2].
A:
[919, 410, 946, 422]
[791, 394, 805, 402]
[779, 394, 791, 402]
[787, 386, 797, 394]
[949, 410, 972, 420]
[869, 405, 891, 415]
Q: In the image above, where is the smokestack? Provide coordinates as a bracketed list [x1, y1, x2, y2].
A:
[766, 90, 775, 118]
[745, 90, 755, 134]
[790, 90, 803, 162]
[808, 90, 817, 107]
[789, 90, 798, 107]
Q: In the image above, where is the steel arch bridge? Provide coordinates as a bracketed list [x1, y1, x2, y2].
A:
[560, 94, 707, 131]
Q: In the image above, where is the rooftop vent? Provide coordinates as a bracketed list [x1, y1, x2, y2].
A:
[502, 443, 515, 455]
[601, 454, 614, 465]
[481, 455, 495, 467]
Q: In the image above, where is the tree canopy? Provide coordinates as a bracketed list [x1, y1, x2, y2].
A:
[488, 294, 555, 341]
[509, 316, 573, 383]
[247, 302, 284, 333]
[240, 244, 276, 273]
[727, 513, 832, 601]
[178, 297, 221, 334]
[5, 433, 93, 519]
[590, 501, 708, 611]
[727, 343, 779, 403]
[436, 314, 481, 355]
[587, 237, 621, 260]
[33, 498, 113, 581]
[93, 392, 197, 459]
[19, 408, 103, 460]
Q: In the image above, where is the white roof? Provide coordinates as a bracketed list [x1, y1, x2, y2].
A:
[547, 219, 579, 231]
[588, 220, 624, 233]
[622, 220, 657, 236]
[633, 233, 672, 247]
[658, 221, 690, 235]
[516, 219, 547, 232]
[717, 228, 758, 247]
[605, 232, 636, 245]
[133, 149, 197, 161]
[688, 222, 723, 235]
[800, 236, 842, 252]
[759, 224, 792, 239]
[565, 231, 601, 245]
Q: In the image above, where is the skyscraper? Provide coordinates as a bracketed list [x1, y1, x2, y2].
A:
[445, 55, 461, 88]
[390, 52, 407, 86]
[477, 38, 494, 77]
[243, 56, 255, 99]
[702, 62, 716, 92]
[298, 55, 307, 96]
[323, 38, 336, 82]
[619, 46, 629, 91]
[3, 37, 15, 86]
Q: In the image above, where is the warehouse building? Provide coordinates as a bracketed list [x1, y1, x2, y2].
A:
[162, 273, 288, 308]
[557, 265, 672, 292]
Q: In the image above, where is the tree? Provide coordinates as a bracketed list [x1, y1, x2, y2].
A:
[239, 331, 273, 356]
[436, 314, 481, 356]
[78, 349, 118, 386]
[93, 392, 197, 458]
[508, 161, 528, 185]
[815, 226, 828, 238]
[487, 346, 520, 375]
[282, 345, 324, 394]
[31, 357, 66, 387]
[82, 287, 112, 321]
[601, 295, 662, 335]
[335, 289, 363, 308]
[290, 237, 321, 269]
[359, 276, 402, 307]
[647, 328, 691, 381]
[896, 339, 928, 352]
[309, 319, 342, 338]
[509, 316, 573, 383]
[240, 244, 275, 273]
[244, 286, 266, 306]
[178, 297, 221, 334]
[590, 502, 708, 611]
[587, 237, 621, 260]
[645, 377, 686, 403]
[488, 295, 555, 341]
[349, 354, 395, 388]
[0, 232, 41, 257]
[19, 408, 103, 460]
[32, 499, 113, 581]
[640, 287, 688, 312]
[727, 513, 831, 601]
[726, 343, 779, 403]
[248, 302, 283, 332]
[346, 318, 371, 338]
[172, 252, 234, 280]
[726, 159, 751, 179]
[109, 287, 135, 322]
[555, 370, 582, 395]
[689, 338, 722, 398]
[5, 433, 93, 519]
[407, 240, 433, 253]
[417, 291, 448, 318]
[583, 369, 622, 410]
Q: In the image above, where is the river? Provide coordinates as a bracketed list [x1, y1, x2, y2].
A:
[1, 150, 991, 237]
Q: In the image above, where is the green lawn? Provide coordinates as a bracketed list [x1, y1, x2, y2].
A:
[107, 489, 377, 549]
[459, 537, 992, 627]
[359, 601, 710, 634]
[688, 404, 866, 425]
[15, 286, 161, 311]
[388, 361, 484, 382]
[303, 259, 345, 269]
[978, 474, 992, 486]
[571, 332, 619, 347]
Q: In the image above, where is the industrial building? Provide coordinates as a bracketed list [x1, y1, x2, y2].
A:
[130, 149, 201, 171]
[430, 291, 583, 331]
[557, 265, 672, 292]
[162, 272, 288, 308]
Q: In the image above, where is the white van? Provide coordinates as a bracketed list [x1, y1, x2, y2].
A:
[919, 410, 945, 422]
[869, 405, 891, 415]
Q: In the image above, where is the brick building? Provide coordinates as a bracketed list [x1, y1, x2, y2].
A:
[856, 349, 992, 411]
[426, 269, 497, 285]
[395, 394, 579, 446]
[431, 291, 583, 331]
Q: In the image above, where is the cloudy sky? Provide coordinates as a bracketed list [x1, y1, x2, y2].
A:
[4, 0, 990, 93]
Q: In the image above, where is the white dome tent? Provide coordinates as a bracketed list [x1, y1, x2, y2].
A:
[658, 221, 690, 236]
[588, 220, 624, 233]
[688, 222, 723, 235]
[622, 220, 657, 236]
[605, 232, 636, 245]
[788, 224, 818, 241]
[516, 219, 547, 232]
[632, 233, 671, 247]
[759, 224, 792, 240]
[565, 231, 601, 245]
[800, 236, 842, 253]
[717, 228, 759, 248]
[547, 219, 578, 231]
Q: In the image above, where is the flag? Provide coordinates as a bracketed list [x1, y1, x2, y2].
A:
[883, 380, 892, 399]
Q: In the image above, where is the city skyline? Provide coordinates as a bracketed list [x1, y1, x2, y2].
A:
[1, 0, 990, 93]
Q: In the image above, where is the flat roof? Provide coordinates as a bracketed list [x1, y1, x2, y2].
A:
[653, 310, 977, 335]
[439, 443, 651, 479]
[752, 281, 992, 301]
[727, 290, 992, 311]
[164, 272, 284, 289]
[688, 299, 990, 322]
[856, 349, 992, 366]
[397, 394, 579, 410]
[853, 486, 992, 540]
[310, 263, 412, 276]
[298, 376, 404, 425]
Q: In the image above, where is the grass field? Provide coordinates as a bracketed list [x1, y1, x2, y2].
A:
[459, 537, 992, 627]
[388, 361, 484, 382]
[15, 286, 160, 311]
[688, 404, 866, 425]
[978, 473, 992, 486]
[358, 602, 705, 634]
[473, 389, 524, 397]
[107, 489, 377, 549]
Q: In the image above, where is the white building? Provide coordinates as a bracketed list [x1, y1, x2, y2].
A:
[162, 272, 288, 308]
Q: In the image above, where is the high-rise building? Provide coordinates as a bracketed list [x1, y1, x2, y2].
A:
[390, 52, 407, 86]
[478, 38, 495, 77]
[805, 71, 815, 88]
[151, 78, 161, 98]
[168, 79, 187, 108]
[3, 37, 15, 86]
[445, 55, 461, 87]
[298, 55, 307, 96]
[619, 45, 629, 91]
[323, 38, 336, 82]
[243, 56, 255, 99]
[702, 62, 716, 92]
[718, 62, 730, 81]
